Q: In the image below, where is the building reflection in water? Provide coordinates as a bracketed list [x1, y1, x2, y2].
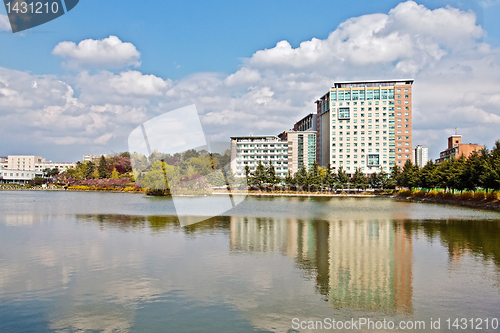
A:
[230, 217, 413, 314]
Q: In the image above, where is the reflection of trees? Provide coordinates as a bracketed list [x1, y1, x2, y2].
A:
[401, 219, 500, 267]
[76, 215, 179, 232]
[76, 214, 233, 234]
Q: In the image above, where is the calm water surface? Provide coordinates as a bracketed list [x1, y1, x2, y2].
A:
[0, 191, 499, 332]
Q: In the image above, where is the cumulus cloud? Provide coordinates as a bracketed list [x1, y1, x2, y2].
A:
[1, 1, 500, 161]
[0, 14, 10, 32]
[52, 35, 141, 69]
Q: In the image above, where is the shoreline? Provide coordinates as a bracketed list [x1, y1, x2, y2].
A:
[2, 187, 499, 212]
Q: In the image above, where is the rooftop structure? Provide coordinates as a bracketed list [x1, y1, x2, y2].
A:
[435, 135, 484, 164]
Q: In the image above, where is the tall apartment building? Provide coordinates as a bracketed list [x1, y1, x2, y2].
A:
[316, 79, 414, 175]
[230, 132, 317, 178]
[413, 145, 428, 168]
[435, 135, 484, 164]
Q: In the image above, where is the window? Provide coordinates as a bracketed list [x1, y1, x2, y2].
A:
[367, 154, 380, 166]
[338, 107, 350, 119]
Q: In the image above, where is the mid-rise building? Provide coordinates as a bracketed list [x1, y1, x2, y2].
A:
[413, 145, 428, 168]
[6, 155, 75, 172]
[435, 135, 484, 164]
[316, 79, 414, 175]
[279, 131, 317, 174]
[230, 132, 317, 178]
[230, 136, 290, 178]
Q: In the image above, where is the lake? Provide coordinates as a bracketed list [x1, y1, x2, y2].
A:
[0, 191, 499, 332]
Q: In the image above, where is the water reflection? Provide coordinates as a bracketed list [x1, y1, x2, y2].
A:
[230, 218, 414, 314]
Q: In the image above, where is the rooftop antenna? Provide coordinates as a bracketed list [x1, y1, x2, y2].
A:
[455, 127, 457, 135]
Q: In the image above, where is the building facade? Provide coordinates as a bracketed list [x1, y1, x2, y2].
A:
[435, 135, 484, 164]
[413, 145, 428, 168]
[230, 132, 317, 178]
[280, 131, 317, 175]
[230, 136, 290, 178]
[0, 169, 42, 184]
[6, 155, 75, 172]
[316, 79, 414, 175]
[293, 113, 317, 132]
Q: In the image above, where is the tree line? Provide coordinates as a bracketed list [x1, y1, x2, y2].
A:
[245, 140, 500, 193]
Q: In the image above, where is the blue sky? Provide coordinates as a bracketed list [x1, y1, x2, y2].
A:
[1, 0, 500, 161]
[1, 0, 495, 78]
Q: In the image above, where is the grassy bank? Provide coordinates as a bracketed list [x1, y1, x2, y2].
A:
[395, 189, 500, 211]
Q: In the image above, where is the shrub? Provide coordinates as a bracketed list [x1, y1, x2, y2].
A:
[473, 192, 486, 200]
[459, 192, 473, 200]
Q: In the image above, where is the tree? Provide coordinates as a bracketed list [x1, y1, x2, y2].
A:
[308, 161, 322, 187]
[266, 164, 279, 187]
[352, 167, 367, 187]
[98, 155, 109, 179]
[92, 167, 100, 180]
[111, 167, 120, 179]
[250, 161, 267, 187]
[336, 166, 350, 187]
[324, 163, 335, 189]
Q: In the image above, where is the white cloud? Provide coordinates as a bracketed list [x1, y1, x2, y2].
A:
[0, 14, 10, 32]
[1, 1, 500, 161]
[52, 35, 141, 69]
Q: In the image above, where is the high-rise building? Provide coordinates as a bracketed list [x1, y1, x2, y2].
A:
[413, 145, 428, 168]
[435, 135, 484, 164]
[315, 79, 414, 175]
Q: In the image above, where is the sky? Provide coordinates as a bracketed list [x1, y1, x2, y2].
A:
[1, 0, 500, 162]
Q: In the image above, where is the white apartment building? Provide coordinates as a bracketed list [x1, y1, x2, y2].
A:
[230, 136, 290, 177]
[315, 80, 414, 176]
[6, 155, 75, 172]
[413, 145, 428, 168]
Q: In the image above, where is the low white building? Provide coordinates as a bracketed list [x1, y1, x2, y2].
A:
[0, 169, 42, 184]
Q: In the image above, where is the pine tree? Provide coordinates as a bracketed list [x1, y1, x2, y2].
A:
[266, 164, 279, 186]
[98, 155, 109, 179]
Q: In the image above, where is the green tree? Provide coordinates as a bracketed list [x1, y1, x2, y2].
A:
[336, 166, 349, 187]
[266, 164, 279, 186]
[92, 167, 100, 180]
[352, 167, 367, 187]
[251, 161, 267, 187]
[308, 161, 322, 188]
[98, 155, 109, 179]
[111, 167, 120, 179]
